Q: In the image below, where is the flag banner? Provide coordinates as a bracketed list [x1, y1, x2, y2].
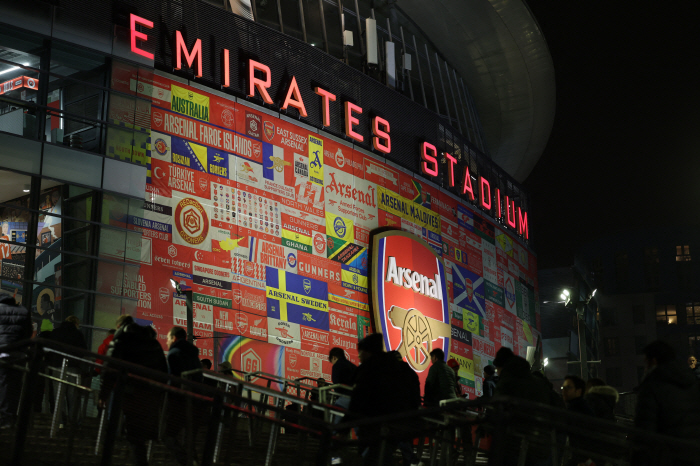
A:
[266, 267, 329, 330]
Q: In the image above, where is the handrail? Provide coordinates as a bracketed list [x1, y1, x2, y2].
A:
[7, 338, 700, 466]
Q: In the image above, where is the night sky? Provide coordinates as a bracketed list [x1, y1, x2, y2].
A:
[523, 1, 700, 269]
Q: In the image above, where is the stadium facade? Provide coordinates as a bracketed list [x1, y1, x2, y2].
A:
[0, 0, 553, 397]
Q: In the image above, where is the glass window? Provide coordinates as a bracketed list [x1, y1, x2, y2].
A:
[279, 0, 305, 41]
[677, 245, 691, 261]
[0, 170, 33, 305]
[42, 144, 103, 188]
[0, 28, 44, 119]
[253, 0, 282, 32]
[687, 303, 700, 325]
[656, 304, 677, 325]
[301, 0, 326, 51]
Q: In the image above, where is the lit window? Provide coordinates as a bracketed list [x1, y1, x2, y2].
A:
[656, 305, 677, 325]
[677, 245, 691, 261]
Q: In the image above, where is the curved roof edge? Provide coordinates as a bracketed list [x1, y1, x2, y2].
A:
[398, 0, 555, 182]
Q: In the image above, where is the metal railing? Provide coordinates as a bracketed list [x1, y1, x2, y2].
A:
[3, 338, 700, 466]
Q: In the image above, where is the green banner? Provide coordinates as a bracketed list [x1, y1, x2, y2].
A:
[194, 293, 232, 309]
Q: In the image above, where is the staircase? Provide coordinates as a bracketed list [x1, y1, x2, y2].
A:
[0, 412, 325, 466]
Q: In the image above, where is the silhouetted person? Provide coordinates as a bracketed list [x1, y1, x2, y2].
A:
[348, 333, 420, 465]
[47, 315, 88, 424]
[164, 326, 203, 466]
[217, 361, 233, 376]
[562, 375, 594, 416]
[584, 377, 618, 421]
[635, 341, 700, 437]
[200, 358, 217, 387]
[531, 370, 565, 409]
[389, 351, 422, 466]
[328, 346, 357, 411]
[424, 348, 457, 406]
[493, 347, 552, 466]
[481, 365, 498, 400]
[0, 292, 32, 428]
[562, 375, 595, 466]
[99, 315, 167, 466]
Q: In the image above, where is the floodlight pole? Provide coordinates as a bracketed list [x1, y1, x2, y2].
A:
[576, 303, 588, 381]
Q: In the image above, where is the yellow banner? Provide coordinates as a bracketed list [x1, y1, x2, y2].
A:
[329, 293, 369, 312]
[171, 84, 210, 122]
[523, 320, 534, 345]
[464, 309, 480, 334]
[450, 352, 475, 381]
[308, 134, 323, 186]
[326, 213, 354, 243]
[282, 229, 312, 246]
[341, 269, 368, 290]
[377, 186, 440, 234]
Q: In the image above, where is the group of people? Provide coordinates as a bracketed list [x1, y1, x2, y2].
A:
[4, 291, 700, 465]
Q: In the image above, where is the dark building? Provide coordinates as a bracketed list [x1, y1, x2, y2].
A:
[575, 226, 700, 392]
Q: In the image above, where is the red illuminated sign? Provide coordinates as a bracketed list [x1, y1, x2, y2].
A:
[127, 17, 529, 240]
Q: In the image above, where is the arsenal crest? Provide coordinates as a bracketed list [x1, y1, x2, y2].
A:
[372, 231, 450, 374]
[264, 121, 275, 141]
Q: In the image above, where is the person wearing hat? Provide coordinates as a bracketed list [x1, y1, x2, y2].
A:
[446, 358, 463, 397]
[217, 361, 233, 376]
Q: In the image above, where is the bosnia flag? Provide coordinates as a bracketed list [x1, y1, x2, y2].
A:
[266, 266, 329, 331]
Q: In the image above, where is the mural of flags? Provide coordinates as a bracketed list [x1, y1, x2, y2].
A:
[266, 266, 329, 330]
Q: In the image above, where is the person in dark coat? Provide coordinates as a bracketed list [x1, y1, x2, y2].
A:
[635, 341, 700, 437]
[0, 292, 32, 428]
[46, 315, 87, 367]
[46, 315, 88, 425]
[99, 315, 168, 466]
[531, 370, 565, 409]
[348, 333, 421, 465]
[424, 348, 457, 406]
[561, 375, 595, 466]
[492, 347, 553, 466]
[328, 346, 357, 409]
[562, 375, 594, 416]
[481, 365, 499, 399]
[584, 378, 618, 421]
[633, 341, 700, 465]
[164, 326, 204, 466]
